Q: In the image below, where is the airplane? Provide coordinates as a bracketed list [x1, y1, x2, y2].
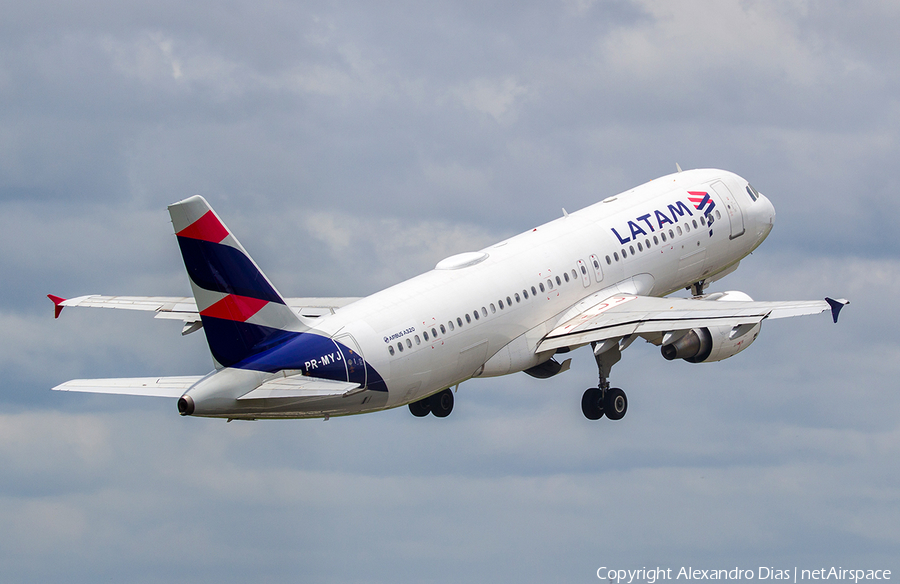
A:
[49, 167, 848, 422]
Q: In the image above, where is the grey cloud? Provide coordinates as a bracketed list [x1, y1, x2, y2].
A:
[1, 0, 898, 581]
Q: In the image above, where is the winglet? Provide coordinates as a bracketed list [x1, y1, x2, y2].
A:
[825, 297, 849, 323]
[48, 294, 66, 319]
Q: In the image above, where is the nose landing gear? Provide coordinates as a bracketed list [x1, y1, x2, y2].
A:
[581, 341, 628, 421]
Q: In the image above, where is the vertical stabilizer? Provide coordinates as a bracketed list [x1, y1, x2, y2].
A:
[168, 196, 303, 368]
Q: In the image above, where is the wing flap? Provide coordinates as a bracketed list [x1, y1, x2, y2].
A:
[238, 375, 359, 400]
[52, 376, 203, 398]
[537, 294, 836, 353]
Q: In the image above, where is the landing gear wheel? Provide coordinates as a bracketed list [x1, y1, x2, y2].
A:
[408, 398, 431, 417]
[430, 389, 454, 418]
[581, 388, 604, 420]
[604, 388, 627, 420]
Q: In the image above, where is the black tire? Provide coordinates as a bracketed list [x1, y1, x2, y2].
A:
[408, 398, 431, 417]
[581, 388, 604, 420]
[430, 389, 454, 418]
[604, 387, 627, 420]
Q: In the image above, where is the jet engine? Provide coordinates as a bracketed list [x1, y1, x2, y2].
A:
[660, 291, 762, 363]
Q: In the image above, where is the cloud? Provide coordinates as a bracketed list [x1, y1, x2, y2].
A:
[297, 208, 503, 290]
[102, 32, 186, 84]
[450, 76, 528, 122]
[1, 0, 899, 581]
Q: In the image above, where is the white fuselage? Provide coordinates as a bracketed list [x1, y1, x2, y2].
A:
[242, 168, 774, 418]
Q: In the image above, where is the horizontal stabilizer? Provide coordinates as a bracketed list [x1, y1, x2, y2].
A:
[52, 376, 203, 398]
[238, 375, 359, 400]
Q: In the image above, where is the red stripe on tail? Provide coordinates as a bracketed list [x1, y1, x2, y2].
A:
[176, 210, 229, 243]
[200, 294, 269, 322]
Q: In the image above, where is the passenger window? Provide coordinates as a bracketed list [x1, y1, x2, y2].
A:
[668, 229, 675, 238]
[457, 317, 463, 327]
[555, 276, 561, 285]
[388, 345, 395, 356]
[423, 331, 429, 341]
[563, 272, 569, 283]
[415, 335, 421, 345]
[637, 242, 643, 252]
[489, 304, 495, 314]
[523, 290, 529, 299]
[571, 269, 577, 280]
[592, 260, 599, 269]
[406, 338, 412, 348]
[498, 300, 504, 309]
[614, 252, 619, 261]
[684, 223, 690, 233]
[507, 296, 512, 305]
[531, 286, 537, 296]
[432, 328, 438, 337]
[539, 283, 545, 293]
[716, 210, 721, 219]
[692, 219, 698, 229]
[397, 342, 403, 352]
[465, 314, 471, 323]
[700, 215, 706, 225]
[629, 245, 635, 254]
[622, 249, 627, 258]
[441, 324, 447, 334]
[473, 311, 479, 321]
[645, 239, 651, 248]
[677, 226, 683, 236]
[481, 307, 487, 317]
[653, 235, 659, 245]
[516, 293, 522, 302]
[661, 233, 667, 242]
[547, 279, 553, 290]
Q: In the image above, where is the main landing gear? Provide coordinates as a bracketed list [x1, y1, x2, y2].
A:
[408, 388, 454, 418]
[581, 341, 628, 421]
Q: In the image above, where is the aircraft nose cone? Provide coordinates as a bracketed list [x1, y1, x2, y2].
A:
[755, 193, 775, 240]
[763, 194, 775, 225]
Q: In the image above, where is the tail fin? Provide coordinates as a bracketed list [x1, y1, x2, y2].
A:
[168, 196, 303, 368]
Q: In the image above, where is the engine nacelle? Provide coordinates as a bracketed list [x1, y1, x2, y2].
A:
[660, 291, 762, 363]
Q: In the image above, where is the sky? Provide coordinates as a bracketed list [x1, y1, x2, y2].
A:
[1, 0, 899, 582]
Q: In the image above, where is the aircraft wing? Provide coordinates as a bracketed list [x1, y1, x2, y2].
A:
[52, 376, 204, 397]
[49, 295, 198, 318]
[537, 294, 848, 353]
[48, 294, 362, 327]
[286, 297, 363, 316]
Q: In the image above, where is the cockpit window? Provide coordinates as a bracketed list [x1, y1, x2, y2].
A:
[746, 184, 760, 202]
